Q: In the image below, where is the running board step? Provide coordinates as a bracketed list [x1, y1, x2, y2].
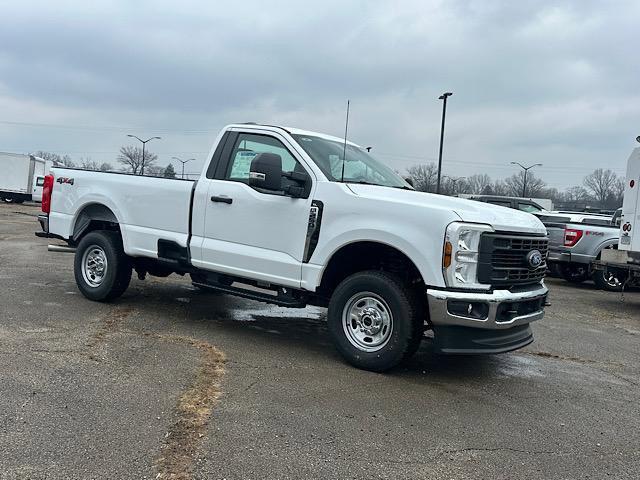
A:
[192, 281, 307, 307]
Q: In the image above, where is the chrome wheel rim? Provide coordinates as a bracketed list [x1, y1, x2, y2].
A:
[342, 292, 393, 352]
[81, 245, 108, 287]
[604, 271, 622, 288]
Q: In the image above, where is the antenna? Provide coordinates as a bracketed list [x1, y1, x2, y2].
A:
[340, 100, 350, 182]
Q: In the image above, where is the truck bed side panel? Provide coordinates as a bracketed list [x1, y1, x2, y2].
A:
[48, 169, 194, 259]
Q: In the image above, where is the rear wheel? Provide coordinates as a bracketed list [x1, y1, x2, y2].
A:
[74, 230, 131, 301]
[559, 263, 590, 284]
[327, 270, 424, 372]
[593, 268, 624, 292]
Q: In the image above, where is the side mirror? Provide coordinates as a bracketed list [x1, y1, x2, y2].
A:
[249, 153, 282, 191]
[282, 170, 311, 198]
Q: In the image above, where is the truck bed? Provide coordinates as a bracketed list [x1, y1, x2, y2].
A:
[541, 217, 618, 264]
[49, 168, 195, 258]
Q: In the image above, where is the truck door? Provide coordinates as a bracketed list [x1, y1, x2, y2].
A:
[193, 131, 315, 288]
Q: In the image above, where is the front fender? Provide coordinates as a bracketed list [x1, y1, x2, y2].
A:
[310, 228, 446, 289]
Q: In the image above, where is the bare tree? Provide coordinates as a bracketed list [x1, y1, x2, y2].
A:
[583, 168, 618, 207]
[33, 151, 75, 167]
[503, 171, 546, 197]
[563, 185, 590, 202]
[406, 164, 438, 192]
[117, 146, 157, 175]
[79, 157, 101, 171]
[144, 165, 165, 177]
[492, 180, 508, 196]
[611, 178, 625, 207]
[440, 176, 469, 196]
[99, 162, 113, 172]
[466, 174, 493, 194]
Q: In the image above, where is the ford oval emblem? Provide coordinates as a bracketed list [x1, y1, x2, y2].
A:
[526, 249, 543, 269]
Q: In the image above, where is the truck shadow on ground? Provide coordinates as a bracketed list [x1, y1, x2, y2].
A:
[127, 281, 524, 383]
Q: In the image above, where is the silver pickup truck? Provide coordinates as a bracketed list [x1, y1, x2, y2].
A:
[535, 212, 622, 291]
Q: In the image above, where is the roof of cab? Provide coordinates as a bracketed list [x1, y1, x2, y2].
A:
[227, 123, 362, 148]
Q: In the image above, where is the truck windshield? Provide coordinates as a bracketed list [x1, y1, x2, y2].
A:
[292, 134, 410, 189]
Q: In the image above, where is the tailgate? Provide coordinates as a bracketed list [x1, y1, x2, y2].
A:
[544, 223, 566, 249]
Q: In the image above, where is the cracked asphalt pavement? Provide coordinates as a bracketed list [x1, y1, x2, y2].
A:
[1, 203, 639, 479]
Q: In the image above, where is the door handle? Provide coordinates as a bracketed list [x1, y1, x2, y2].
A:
[211, 195, 233, 204]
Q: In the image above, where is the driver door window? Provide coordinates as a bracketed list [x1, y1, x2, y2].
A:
[226, 133, 303, 185]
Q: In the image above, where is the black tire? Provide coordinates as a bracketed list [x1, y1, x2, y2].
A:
[559, 263, 590, 284]
[13, 199, 24, 204]
[3, 197, 14, 203]
[327, 270, 424, 372]
[546, 262, 562, 278]
[74, 230, 132, 301]
[592, 268, 624, 292]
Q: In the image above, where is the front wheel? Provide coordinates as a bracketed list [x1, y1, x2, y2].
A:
[327, 271, 424, 372]
[74, 230, 132, 301]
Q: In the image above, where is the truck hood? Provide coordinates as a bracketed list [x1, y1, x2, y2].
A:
[347, 184, 547, 235]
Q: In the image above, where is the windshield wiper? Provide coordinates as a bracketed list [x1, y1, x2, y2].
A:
[346, 180, 384, 187]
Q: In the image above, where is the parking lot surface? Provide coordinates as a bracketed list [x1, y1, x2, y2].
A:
[1, 203, 639, 479]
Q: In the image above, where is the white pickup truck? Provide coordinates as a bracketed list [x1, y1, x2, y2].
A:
[37, 123, 549, 371]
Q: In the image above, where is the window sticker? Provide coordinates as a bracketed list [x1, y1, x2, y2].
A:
[230, 151, 257, 179]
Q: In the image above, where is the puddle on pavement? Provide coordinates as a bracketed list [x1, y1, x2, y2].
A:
[495, 354, 545, 379]
[229, 304, 325, 322]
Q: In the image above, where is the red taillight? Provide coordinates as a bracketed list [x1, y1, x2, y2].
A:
[564, 228, 583, 247]
[42, 174, 54, 213]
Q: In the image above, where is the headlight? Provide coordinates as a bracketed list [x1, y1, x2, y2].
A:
[442, 222, 493, 290]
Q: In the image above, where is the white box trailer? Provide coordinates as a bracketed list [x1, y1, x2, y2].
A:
[0, 153, 52, 203]
[597, 146, 640, 287]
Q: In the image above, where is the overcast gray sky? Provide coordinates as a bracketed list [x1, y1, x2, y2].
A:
[1, 0, 638, 187]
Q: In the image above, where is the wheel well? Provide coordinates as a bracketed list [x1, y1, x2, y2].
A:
[317, 242, 424, 298]
[72, 203, 120, 244]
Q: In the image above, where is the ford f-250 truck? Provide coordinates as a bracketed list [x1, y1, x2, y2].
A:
[36, 123, 549, 371]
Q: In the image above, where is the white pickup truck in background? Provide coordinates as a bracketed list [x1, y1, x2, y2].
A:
[37, 123, 549, 371]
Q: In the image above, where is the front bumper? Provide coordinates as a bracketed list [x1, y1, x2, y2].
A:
[426, 283, 548, 330]
[426, 283, 548, 354]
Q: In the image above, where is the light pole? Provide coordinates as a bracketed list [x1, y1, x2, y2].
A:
[510, 162, 542, 197]
[127, 135, 161, 175]
[436, 92, 453, 194]
[172, 156, 195, 179]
